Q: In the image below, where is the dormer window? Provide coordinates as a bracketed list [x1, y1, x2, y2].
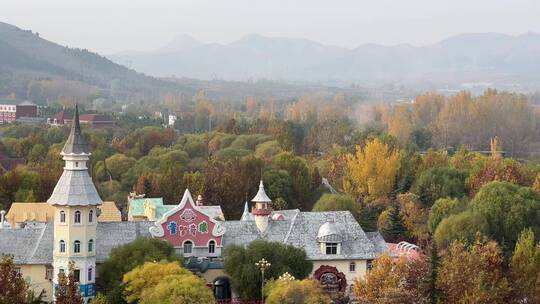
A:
[326, 242, 338, 255]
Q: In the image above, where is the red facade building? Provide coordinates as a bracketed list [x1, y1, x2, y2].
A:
[0, 99, 37, 124]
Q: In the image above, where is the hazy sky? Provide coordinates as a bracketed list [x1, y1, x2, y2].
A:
[2, 0, 539, 54]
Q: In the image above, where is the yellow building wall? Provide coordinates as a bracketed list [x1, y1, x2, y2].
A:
[19, 264, 53, 302]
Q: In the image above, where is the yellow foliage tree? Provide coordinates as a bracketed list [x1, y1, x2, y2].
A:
[139, 274, 214, 304]
[388, 105, 414, 145]
[343, 138, 401, 202]
[353, 253, 429, 304]
[265, 279, 331, 304]
[122, 262, 193, 303]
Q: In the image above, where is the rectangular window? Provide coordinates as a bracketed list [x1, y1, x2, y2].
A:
[325, 243, 338, 255]
[367, 259, 374, 271]
[87, 268, 93, 281]
[349, 262, 356, 272]
[74, 269, 80, 282]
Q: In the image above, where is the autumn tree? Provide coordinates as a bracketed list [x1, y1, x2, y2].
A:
[343, 138, 401, 203]
[99, 238, 181, 304]
[468, 158, 533, 195]
[122, 261, 213, 304]
[397, 193, 429, 243]
[353, 253, 429, 304]
[265, 279, 331, 304]
[428, 197, 466, 233]
[55, 261, 83, 304]
[510, 229, 540, 303]
[436, 238, 511, 304]
[0, 255, 29, 304]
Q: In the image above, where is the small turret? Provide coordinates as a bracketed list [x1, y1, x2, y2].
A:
[251, 181, 272, 234]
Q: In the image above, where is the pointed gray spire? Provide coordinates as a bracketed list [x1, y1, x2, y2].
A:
[62, 104, 88, 155]
[252, 180, 272, 203]
[240, 201, 253, 221]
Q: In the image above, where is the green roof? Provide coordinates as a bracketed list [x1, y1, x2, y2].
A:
[129, 197, 175, 219]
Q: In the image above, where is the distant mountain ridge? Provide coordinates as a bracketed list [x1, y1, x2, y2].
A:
[109, 32, 540, 88]
[0, 21, 187, 97]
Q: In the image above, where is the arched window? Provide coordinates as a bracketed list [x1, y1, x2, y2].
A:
[88, 239, 94, 252]
[74, 240, 81, 253]
[59, 211, 66, 223]
[59, 240, 66, 253]
[89, 210, 94, 223]
[208, 240, 216, 254]
[74, 211, 81, 224]
[87, 267, 93, 281]
[183, 241, 193, 254]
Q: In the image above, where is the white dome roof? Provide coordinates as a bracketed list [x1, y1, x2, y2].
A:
[317, 221, 343, 242]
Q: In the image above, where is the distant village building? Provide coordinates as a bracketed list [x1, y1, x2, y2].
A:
[0, 106, 399, 302]
[49, 110, 114, 128]
[0, 99, 38, 124]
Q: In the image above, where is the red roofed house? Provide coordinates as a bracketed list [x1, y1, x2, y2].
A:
[50, 111, 114, 128]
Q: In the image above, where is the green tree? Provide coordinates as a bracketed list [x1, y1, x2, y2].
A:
[411, 167, 467, 207]
[105, 154, 136, 181]
[98, 238, 181, 304]
[510, 229, 540, 303]
[428, 198, 466, 233]
[264, 169, 296, 208]
[223, 240, 313, 300]
[272, 152, 312, 208]
[433, 211, 488, 248]
[380, 204, 407, 242]
[470, 181, 540, 251]
[312, 193, 360, 220]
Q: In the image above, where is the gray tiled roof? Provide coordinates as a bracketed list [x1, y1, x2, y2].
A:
[223, 210, 384, 260]
[0, 211, 387, 265]
[0, 222, 153, 264]
[47, 170, 103, 206]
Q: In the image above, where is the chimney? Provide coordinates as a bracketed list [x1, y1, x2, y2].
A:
[0, 210, 7, 228]
[196, 195, 204, 206]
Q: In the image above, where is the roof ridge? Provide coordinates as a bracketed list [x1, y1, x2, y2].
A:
[283, 210, 300, 243]
[28, 224, 47, 262]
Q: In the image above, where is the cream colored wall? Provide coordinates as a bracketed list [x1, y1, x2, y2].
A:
[311, 259, 367, 288]
[19, 264, 53, 302]
[54, 206, 97, 259]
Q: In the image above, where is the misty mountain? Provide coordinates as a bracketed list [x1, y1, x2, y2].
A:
[0, 21, 189, 97]
[110, 32, 540, 88]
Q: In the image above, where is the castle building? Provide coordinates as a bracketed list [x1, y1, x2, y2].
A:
[46, 105, 102, 303]
[0, 107, 392, 302]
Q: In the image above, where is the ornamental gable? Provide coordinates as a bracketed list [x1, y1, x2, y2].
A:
[149, 190, 225, 248]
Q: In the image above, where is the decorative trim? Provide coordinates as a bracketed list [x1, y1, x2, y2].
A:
[149, 189, 226, 237]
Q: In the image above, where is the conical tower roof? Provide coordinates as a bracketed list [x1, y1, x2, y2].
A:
[240, 201, 253, 221]
[251, 180, 272, 203]
[62, 104, 88, 155]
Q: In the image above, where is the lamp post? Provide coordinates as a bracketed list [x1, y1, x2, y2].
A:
[255, 258, 271, 303]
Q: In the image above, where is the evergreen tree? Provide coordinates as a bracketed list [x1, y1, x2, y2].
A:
[383, 203, 407, 242]
[427, 241, 440, 304]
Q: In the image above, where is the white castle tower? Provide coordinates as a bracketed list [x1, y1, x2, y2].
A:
[47, 105, 102, 303]
[251, 181, 273, 234]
